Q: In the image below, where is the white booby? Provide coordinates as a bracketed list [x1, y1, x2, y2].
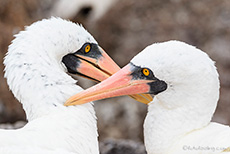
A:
[3, 17, 126, 153]
[65, 41, 230, 154]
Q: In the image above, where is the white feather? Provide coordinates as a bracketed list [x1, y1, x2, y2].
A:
[3, 18, 99, 153]
[131, 41, 230, 154]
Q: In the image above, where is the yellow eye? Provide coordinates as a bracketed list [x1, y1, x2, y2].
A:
[142, 68, 150, 76]
[85, 44, 91, 53]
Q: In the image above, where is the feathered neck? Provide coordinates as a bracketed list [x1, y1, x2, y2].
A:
[144, 76, 219, 154]
[4, 18, 94, 121]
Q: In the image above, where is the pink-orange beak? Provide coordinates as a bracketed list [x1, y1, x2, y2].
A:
[62, 44, 153, 104]
[64, 63, 167, 106]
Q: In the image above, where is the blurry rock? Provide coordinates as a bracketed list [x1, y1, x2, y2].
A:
[0, 121, 26, 129]
[51, 0, 117, 22]
[0, 0, 56, 123]
[95, 97, 146, 141]
[100, 139, 146, 154]
[203, 37, 230, 125]
[89, 0, 230, 66]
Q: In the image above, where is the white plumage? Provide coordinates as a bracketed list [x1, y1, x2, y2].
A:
[131, 41, 230, 154]
[3, 18, 99, 153]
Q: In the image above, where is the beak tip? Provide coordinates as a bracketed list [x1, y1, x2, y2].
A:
[64, 103, 70, 106]
[129, 94, 153, 105]
[64, 101, 74, 106]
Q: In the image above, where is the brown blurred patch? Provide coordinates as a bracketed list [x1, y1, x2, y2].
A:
[0, 0, 52, 123]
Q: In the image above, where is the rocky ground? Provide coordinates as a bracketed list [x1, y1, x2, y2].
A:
[0, 0, 230, 153]
[0, 0, 46, 123]
[100, 139, 146, 154]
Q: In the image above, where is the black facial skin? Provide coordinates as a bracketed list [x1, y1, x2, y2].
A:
[62, 54, 81, 74]
[74, 43, 103, 59]
[129, 62, 167, 95]
[148, 80, 168, 95]
[62, 42, 103, 82]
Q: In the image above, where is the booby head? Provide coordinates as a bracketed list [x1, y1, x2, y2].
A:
[65, 40, 219, 120]
[4, 19, 115, 98]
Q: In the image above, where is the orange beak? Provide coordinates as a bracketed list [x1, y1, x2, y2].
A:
[62, 45, 153, 104]
[64, 63, 167, 106]
[76, 47, 120, 76]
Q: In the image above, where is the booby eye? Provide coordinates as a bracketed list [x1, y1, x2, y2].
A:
[84, 44, 91, 53]
[142, 68, 150, 76]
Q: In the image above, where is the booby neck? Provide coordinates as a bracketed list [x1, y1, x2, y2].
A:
[138, 41, 220, 153]
[144, 94, 219, 153]
[4, 18, 96, 121]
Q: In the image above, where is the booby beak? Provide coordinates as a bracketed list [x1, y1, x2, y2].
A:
[62, 43, 153, 104]
[64, 63, 167, 106]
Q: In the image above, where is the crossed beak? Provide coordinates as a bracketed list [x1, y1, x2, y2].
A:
[62, 45, 153, 104]
[64, 63, 168, 106]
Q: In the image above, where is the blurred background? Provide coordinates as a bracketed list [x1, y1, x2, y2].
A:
[0, 0, 230, 153]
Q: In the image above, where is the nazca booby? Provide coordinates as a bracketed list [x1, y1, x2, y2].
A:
[3, 17, 141, 153]
[65, 41, 230, 154]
